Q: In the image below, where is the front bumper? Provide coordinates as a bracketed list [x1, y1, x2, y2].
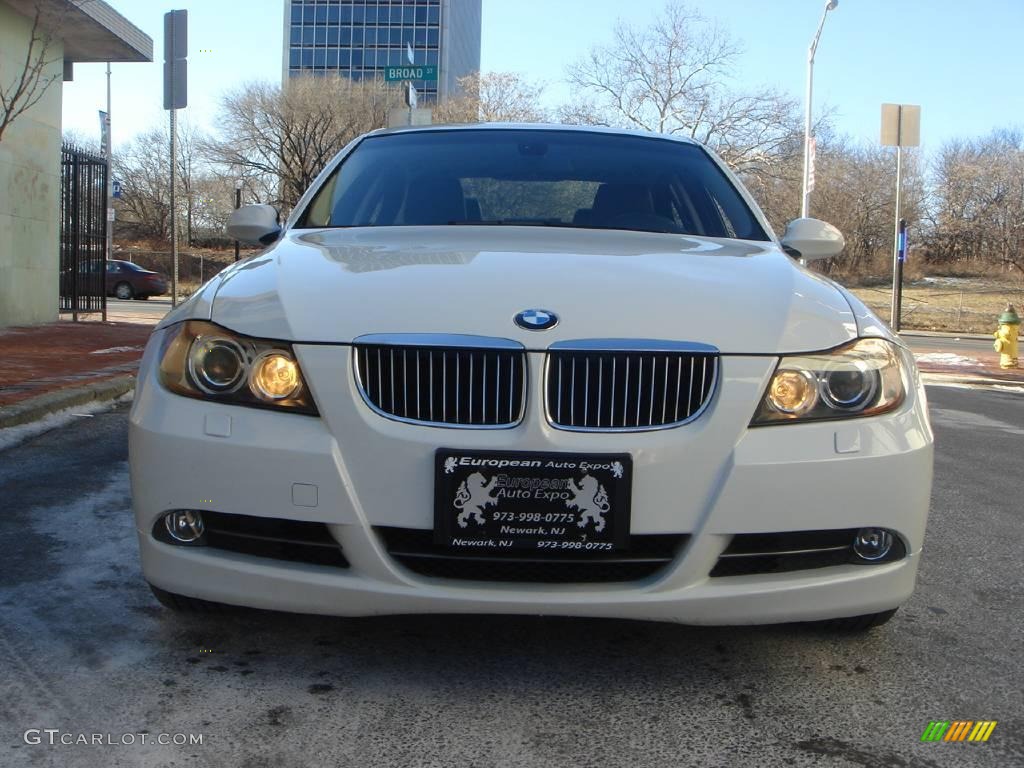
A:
[129, 330, 934, 624]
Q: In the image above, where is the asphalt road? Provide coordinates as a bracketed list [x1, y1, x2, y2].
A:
[1, 386, 1021, 768]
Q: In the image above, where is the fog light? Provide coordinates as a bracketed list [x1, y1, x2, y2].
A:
[165, 510, 205, 543]
[853, 527, 893, 561]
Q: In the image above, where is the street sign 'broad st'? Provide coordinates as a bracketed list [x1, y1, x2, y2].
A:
[384, 65, 438, 82]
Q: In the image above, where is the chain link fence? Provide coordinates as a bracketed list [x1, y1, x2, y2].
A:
[849, 277, 1024, 334]
[111, 249, 259, 296]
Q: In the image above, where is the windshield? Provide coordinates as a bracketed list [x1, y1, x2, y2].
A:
[298, 129, 769, 240]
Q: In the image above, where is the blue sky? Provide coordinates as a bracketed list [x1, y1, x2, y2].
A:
[62, 0, 1024, 153]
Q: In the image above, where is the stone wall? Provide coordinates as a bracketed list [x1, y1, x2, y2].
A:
[0, 1, 64, 328]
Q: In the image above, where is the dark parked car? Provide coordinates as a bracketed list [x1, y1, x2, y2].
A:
[103, 260, 168, 300]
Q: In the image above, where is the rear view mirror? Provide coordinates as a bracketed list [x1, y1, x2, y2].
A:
[780, 218, 845, 261]
[227, 204, 281, 246]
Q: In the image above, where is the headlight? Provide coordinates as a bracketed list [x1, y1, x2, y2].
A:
[751, 338, 906, 425]
[158, 321, 317, 414]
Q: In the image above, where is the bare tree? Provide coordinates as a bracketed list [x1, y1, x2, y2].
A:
[113, 127, 172, 241]
[61, 129, 101, 155]
[174, 117, 208, 246]
[565, 1, 803, 179]
[0, 3, 65, 143]
[434, 72, 549, 124]
[928, 129, 1024, 275]
[202, 76, 404, 211]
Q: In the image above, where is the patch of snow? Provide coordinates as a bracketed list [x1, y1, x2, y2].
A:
[914, 352, 981, 367]
[90, 346, 142, 355]
[0, 394, 131, 452]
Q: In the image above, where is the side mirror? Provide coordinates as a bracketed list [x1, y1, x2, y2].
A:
[227, 204, 282, 246]
[780, 218, 845, 262]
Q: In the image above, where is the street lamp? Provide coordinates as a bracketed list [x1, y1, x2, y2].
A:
[801, 0, 838, 219]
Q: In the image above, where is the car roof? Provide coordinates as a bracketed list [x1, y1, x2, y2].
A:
[364, 122, 702, 147]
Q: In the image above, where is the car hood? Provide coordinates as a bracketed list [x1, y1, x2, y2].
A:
[210, 227, 857, 354]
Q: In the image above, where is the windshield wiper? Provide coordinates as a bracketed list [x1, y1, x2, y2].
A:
[446, 219, 578, 228]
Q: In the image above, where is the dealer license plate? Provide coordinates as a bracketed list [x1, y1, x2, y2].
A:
[434, 450, 632, 552]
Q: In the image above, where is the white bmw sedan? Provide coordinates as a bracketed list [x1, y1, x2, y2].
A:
[129, 124, 933, 630]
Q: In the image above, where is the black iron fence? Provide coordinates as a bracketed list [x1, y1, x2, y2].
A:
[59, 144, 108, 316]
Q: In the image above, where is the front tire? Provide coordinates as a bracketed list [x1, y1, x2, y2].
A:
[814, 608, 898, 632]
[114, 281, 134, 300]
[149, 584, 233, 614]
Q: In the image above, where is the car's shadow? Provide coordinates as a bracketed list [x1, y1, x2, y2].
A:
[139, 603, 894, 697]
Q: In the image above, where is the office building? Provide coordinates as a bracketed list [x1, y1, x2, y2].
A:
[283, 0, 482, 103]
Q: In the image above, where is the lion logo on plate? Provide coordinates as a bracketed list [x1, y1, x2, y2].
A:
[566, 474, 610, 533]
[453, 472, 498, 528]
[514, 309, 558, 331]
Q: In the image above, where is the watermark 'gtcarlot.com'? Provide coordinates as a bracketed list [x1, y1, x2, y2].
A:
[24, 730, 204, 747]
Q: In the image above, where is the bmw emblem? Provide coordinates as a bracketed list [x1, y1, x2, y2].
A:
[514, 309, 559, 331]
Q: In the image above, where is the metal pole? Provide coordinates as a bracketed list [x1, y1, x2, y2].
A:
[801, 46, 814, 218]
[103, 62, 111, 322]
[71, 155, 80, 323]
[801, 6, 832, 219]
[170, 107, 178, 307]
[234, 182, 241, 262]
[889, 143, 903, 330]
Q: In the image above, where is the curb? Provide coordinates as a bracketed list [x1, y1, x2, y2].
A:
[901, 330, 1022, 342]
[0, 375, 136, 430]
[900, 331, 993, 341]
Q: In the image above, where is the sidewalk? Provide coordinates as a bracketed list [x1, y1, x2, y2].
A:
[911, 346, 1024, 385]
[0, 320, 153, 428]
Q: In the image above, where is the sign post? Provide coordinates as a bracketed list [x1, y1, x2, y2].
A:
[100, 77, 111, 321]
[164, 9, 187, 307]
[385, 48, 434, 127]
[881, 103, 920, 332]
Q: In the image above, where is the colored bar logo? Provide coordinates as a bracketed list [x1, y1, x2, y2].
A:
[921, 721, 997, 742]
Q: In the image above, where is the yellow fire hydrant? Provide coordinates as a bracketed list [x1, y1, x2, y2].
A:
[993, 304, 1020, 369]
